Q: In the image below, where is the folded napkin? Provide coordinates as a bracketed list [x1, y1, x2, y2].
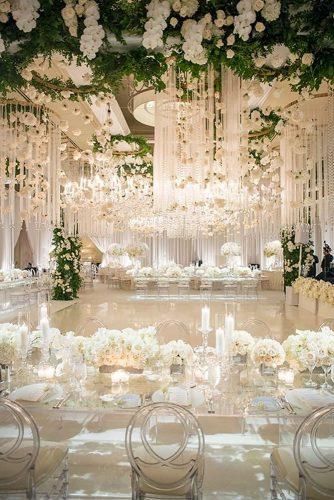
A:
[9, 383, 52, 402]
[286, 389, 334, 412]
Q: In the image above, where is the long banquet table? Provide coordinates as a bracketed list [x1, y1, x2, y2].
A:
[4, 364, 328, 497]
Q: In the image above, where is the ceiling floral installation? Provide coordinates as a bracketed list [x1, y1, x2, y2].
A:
[0, 1, 332, 102]
[0, 101, 61, 229]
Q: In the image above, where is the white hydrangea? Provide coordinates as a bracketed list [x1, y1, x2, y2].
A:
[142, 0, 170, 50]
[261, 0, 281, 22]
[11, 0, 40, 33]
[234, 0, 257, 41]
[181, 18, 207, 65]
[174, 0, 199, 18]
[80, 1, 105, 60]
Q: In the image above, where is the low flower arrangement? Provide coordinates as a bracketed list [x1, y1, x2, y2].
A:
[283, 327, 334, 371]
[0, 269, 31, 282]
[230, 330, 255, 357]
[84, 327, 158, 370]
[251, 338, 285, 368]
[160, 340, 194, 367]
[293, 277, 334, 305]
[0, 323, 24, 365]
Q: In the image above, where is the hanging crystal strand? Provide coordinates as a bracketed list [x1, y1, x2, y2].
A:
[327, 87, 334, 244]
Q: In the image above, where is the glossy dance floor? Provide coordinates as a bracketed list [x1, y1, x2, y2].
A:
[17, 284, 324, 498]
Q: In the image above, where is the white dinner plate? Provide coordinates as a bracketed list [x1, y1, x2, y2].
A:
[9, 383, 64, 403]
[250, 396, 281, 412]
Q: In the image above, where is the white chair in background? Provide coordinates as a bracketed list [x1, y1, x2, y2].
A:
[0, 398, 69, 499]
[77, 316, 106, 336]
[177, 278, 190, 297]
[157, 279, 170, 298]
[135, 279, 148, 297]
[319, 318, 334, 331]
[240, 279, 258, 299]
[238, 318, 271, 339]
[222, 280, 239, 298]
[126, 402, 205, 499]
[156, 319, 190, 344]
[199, 279, 212, 301]
[270, 404, 334, 499]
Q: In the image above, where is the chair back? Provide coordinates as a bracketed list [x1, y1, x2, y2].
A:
[156, 320, 190, 343]
[125, 402, 204, 496]
[0, 399, 40, 493]
[238, 318, 271, 338]
[319, 318, 334, 331]
[293, 404, 334, 498]
[77, 317, 106, 336]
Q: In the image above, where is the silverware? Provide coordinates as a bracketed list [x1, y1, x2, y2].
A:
[277, 396, 296, 415]
[53, 392, 71, 409]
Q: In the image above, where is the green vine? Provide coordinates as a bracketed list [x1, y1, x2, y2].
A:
[0, 1, 332, 101]
[93, 133, 151, 157]
[51, 227, 82, 301]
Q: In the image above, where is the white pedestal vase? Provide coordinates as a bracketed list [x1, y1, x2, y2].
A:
[285, 286, 299, 306]
[318, 300, 334, 318]
[299, 294, 318, 314]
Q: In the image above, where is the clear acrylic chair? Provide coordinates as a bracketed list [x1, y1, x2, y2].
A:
[77, 316, 106, 336]
[319, 318, 334, 331]
[157, 279, 170, 298]
[125, 402, 205, 499]
[177, 278, 190, 297]
[240, 279, 258, 299]
[270, 404, 334, 499]
[222, 281, 239, 298]
[135, 279, 148, 297]
[156, 320, 190, 344]
[238, 318, 271, 338]
[0, 398, 69, 499]
[199, 279, 212, 301]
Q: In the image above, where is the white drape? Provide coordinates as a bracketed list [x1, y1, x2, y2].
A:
[25, 224, 52, 269]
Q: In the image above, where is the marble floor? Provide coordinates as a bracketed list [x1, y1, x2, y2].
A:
[5, 282, 325, 499]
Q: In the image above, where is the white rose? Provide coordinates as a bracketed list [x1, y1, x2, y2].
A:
[227, 34, 235, 45]
[226, 49, 234, 59]
[255, 22, 265, 32]
[301, 53, 314, 66]
[252, 0, 264, 11]
[170, 17, 178, 27]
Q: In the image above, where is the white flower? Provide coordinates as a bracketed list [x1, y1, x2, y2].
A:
[170, 17, 178, 27]
[11, 0, 40, 33]
[231, 330, 255, 356]
[161, 340, 194, 366]
[251, 338, 285, 367]
[227, 34, 235, 45]
[221, 242, 241, 256]
[264, 240, 282, 258]
[261, 0, 281, 22]
[252, 0, 264, 11]
[301, 53, 314, 66]
[255, 21, 265, 32]
[226, 49, 235, 58]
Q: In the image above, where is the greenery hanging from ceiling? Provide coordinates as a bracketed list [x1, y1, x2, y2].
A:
[0, 1, 332, 102]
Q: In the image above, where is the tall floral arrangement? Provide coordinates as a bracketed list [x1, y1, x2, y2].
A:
[280, 226, 313, 288]
[52, 227, 82, 301]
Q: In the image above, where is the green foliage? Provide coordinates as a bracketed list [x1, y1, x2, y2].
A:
[0, 1, 332, 101]
[51, 227, 82, 301]
[93, 133, 151, 157]
[281, 226, 313, 288]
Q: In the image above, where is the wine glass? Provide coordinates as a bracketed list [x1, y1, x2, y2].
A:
[317, 348, 332, 390]
[207, 361, 221, 397]
[72, 356, 87, 402]
[300, 347, 318, 387]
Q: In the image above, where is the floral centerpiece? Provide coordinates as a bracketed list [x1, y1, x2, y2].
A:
[283, 327, 334, 372]
[230, 330, 255, 363]
[232, 266, 253, 277]
[160, 340, 194, 376]
[221, 242, 241, 257]
[84, 326, 158, 372]
[0, 323, 23, 366]
[108, 243, 126, 258]
[251, 338, 285, 376]
[126, 243, 149, 259]
[264, 240, 282, 258]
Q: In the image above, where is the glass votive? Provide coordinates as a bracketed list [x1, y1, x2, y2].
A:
[37, 363, 55, 379]
[278, 367, 295, 386]
[110, 369, 130, 385]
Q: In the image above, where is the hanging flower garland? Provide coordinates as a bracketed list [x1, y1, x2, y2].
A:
[0, 1, 332, 101]
[51, 227, 82, 301]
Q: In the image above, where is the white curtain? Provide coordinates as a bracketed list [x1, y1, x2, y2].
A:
[25, 223, 52, 269]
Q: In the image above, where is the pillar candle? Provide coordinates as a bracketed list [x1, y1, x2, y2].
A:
[201, 305, 210, 331]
